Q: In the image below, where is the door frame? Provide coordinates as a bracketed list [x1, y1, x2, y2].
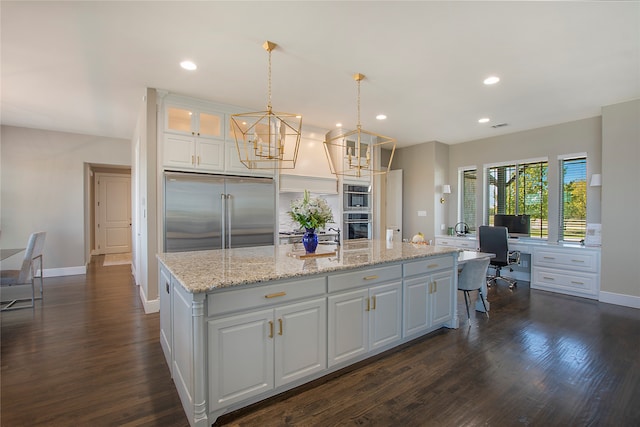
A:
[85, 164, 132, 261]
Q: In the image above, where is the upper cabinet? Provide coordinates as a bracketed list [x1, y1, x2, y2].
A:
[165, 105, 225, 140]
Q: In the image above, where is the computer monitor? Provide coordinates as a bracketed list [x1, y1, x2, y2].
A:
[493, 214, 530, 238]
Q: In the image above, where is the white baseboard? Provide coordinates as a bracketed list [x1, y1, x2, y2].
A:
[599, 291, 640, 309]
[43, 266, 86, 277]
[139, 285, 160, 314]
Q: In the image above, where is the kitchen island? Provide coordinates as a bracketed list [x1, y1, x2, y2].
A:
[157, 240, 460, 427]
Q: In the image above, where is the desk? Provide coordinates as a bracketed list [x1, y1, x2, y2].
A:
[458, 250, 493, 313]
[1, 248, 24, 261]
[437, 235, 601, 300]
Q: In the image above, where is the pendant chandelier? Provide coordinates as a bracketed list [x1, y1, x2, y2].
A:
[323, 73, 396, 178]
[231, 41, 302, 170]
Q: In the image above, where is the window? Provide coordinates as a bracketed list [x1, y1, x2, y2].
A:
[487, 160, 548, 238]
[559, 157, 587, 241]
[460, 168, 477, 232]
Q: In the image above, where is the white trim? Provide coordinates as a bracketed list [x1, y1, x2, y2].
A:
[139, 285, 160, 314]
[599, 291, 640, 309]
[44, 266, 87, 277]
[557, 152, 587, 160]
[484, 156, 548, 169]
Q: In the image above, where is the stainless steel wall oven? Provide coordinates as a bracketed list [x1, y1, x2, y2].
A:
[344, 212, 372, 240]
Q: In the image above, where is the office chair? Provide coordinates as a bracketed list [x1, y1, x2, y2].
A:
[479, 225, 520, 289]
[458, 257, 490, 324]
[1, 231, 46, 311]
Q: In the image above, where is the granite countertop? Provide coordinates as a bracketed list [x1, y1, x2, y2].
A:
[157, 240, 459, 293]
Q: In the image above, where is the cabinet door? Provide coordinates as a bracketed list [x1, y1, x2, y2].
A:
[166, 106, 195, 135]
[164, 134, 195, 169]
[369, 282, 402, 350]
[430, 270, 454, 326]
[197, 111, 224, 139]
[328, 289, 368, 367]
[159, 267, 172, 371]
[196, 139, 225, 172]
[403, 276, 429, 337]
[208, 309, 274, 410]
[274, 298, 327, 387]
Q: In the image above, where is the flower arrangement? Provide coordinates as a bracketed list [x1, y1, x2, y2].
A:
[289, 190, 334, 231]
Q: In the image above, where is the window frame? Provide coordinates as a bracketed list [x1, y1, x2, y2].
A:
[558, 153, 588, 242]
[484, 156, 549, 239]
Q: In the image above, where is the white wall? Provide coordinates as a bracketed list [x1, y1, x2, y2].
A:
[601, 99, 640, 304]
[0, 125, 130, 275]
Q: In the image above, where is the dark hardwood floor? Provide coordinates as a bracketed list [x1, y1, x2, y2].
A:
[2, 258, 639, 426]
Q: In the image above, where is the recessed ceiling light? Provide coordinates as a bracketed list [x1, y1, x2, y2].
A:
[478, 117, 490, 123]
[336, 123, 342, 128]
[376, 114, 387, 120]
[180, 61, 197, 71]
[483, 76, 500, 85]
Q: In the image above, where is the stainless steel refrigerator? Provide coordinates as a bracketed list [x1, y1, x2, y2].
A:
[164, 172, 275, 252]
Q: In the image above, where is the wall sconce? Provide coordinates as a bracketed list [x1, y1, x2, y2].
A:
[590, 174, 602, 187]
[440, 184, 451, 204]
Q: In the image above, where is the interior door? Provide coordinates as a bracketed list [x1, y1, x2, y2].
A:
[385, 169, 403, 240]
[96, 173, 131, 254]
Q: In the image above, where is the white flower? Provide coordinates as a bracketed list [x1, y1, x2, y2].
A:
[289, 190, 334, 230]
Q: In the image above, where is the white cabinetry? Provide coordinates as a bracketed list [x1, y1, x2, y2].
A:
[532, 246, 600, 299]
[435, 235, 477, 250]
[402, 257, 455, 338]
[327, 265, 402, 367]
[163, 134, 225, 172]
[159, 265, 172, 371]
[162, 102, 226, 173]
[207, 278, 326, 411]
[165, 104, 224, 139]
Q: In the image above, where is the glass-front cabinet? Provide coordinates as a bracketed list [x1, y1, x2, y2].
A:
[165, 105, 224, 140]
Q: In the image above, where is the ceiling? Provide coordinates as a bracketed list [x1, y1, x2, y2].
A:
[1, 1, 638, 147]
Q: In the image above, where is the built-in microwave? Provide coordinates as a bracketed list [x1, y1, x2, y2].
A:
[343, 184, 370, 210]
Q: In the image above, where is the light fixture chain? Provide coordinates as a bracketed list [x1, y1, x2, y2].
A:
[267, 48, 272, 110]
[357, 78, 361, 128]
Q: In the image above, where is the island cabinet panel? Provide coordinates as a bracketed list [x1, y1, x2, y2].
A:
[207, 277, 326, 316]
[403, 261, 455, 338]
[328, 280, 403, 368]
[208, 309, 274, 410]
[159, 265, 173, 372]
[208, 297, 326, 411]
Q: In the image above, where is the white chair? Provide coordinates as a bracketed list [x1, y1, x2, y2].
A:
[1, 231, 46, 311]
[458, 257, 490, 324]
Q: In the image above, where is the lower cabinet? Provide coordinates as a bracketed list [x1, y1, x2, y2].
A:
[208, 298, 326, 410]
[403, 266, 454, 338]
[403, 257, 457, 337]
[327, 281, 402, 367]
[531, 246, 600, 299]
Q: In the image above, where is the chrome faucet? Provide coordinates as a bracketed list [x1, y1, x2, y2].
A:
[328, 227, 341, 245]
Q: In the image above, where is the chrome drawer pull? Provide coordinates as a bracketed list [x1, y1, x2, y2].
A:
[543, 256, 555, 260]
[265, 291, 286, 299]
[571, 281, 585, 285]
[543, 276, 555, 280]
[571, 259, 585, 263]
[363, 275, 379, 281]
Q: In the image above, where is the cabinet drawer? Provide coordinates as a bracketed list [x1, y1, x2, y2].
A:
[403, 256, 454, 278]
[207, 277, 326, 316]
[532, 267, 598, 296]
[533, 249, 598, 272]
[328, 265, 402, 293]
